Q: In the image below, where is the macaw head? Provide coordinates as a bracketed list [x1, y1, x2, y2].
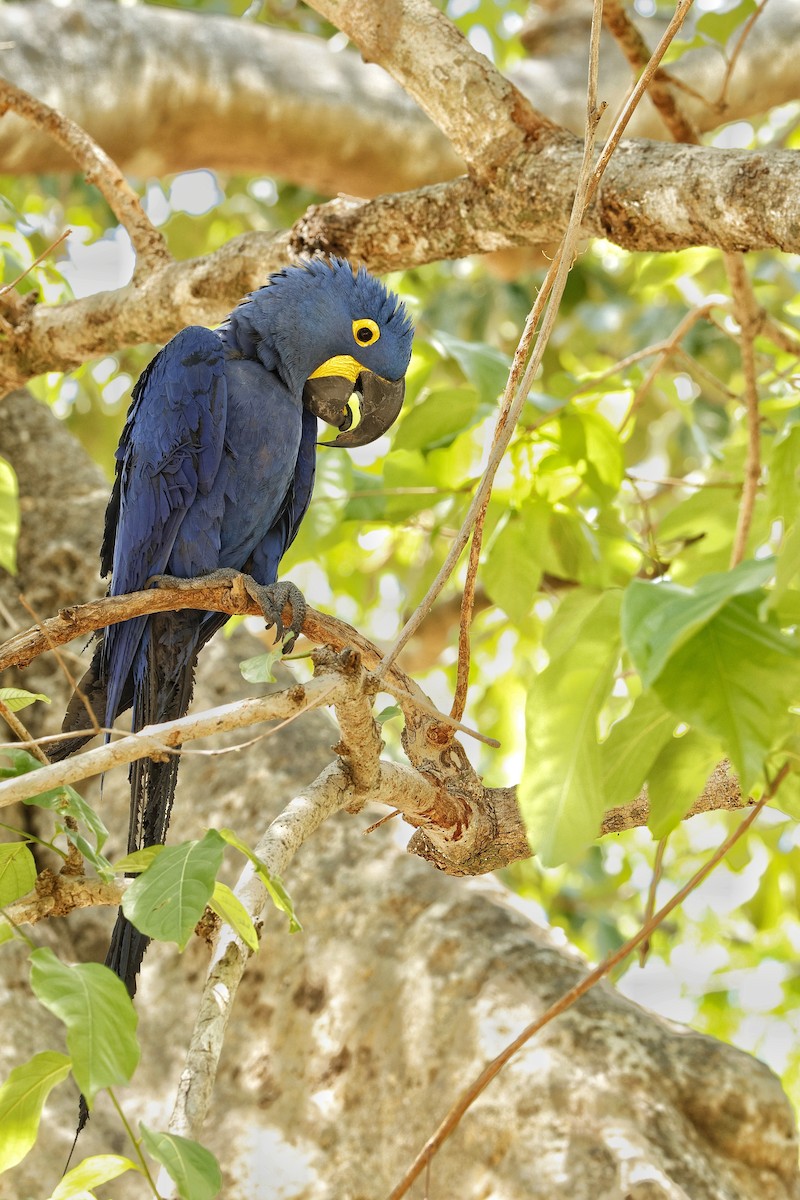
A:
[254, 258, 414, 448]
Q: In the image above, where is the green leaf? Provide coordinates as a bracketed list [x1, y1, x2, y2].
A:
[0, 842, 36, 906]
[558, 411, 624, 499]
[209, 882, 259, 952]
[601, 691, 675, 809]
[696, 0, 757, 46]
[122, 830, 225, 949]
[383, 449, 437, 520]
[0, 687, 50, 713]
[139, 1125, 221, 1200]
[622, 559, 776, 686]
[484, 510, 543, 625]
[0, 456, 19, 576]
[0, 749, 110, 865]
[0, 1051, 71, 1172]
[393, 387, 478, 453]
[653, 595, 800, 793]
[112, 845, 165, 873]
[430, 329, 511, 404]
[239, 650, 281, 684]
[302, 449, 352, 540]
[767, 424, 800, 526]
[769, 521, 800, 613]
[376, 705, 402, 725]
[29, 948, 140, 1107]
[646, 730, 721, 839]
[519, 591, 621, 865]
[48, 1154, 140, 1199]
[218, 827, 301, 932]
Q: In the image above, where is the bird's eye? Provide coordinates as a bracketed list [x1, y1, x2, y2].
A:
[352, 318, 380, 347]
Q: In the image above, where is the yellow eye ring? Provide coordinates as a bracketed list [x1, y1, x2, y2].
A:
[352, 318, 380, 347]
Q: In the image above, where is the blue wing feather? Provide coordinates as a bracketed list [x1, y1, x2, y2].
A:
[101, 327, 227, 724]
[248, 407, 317, 585]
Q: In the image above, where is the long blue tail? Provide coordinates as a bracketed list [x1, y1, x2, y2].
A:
[107, 610, 201, 998]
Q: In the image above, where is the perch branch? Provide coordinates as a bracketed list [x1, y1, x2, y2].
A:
[0, 579, 496, 747]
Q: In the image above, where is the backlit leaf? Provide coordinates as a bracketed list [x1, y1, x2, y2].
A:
[653, 595, 800, 792]
[48, 1154, 140, 1199]
[622, 559, 776, 687]
[139, 1125, 221, 1200]
[29, 948, 139, 1107]
[0, 456, 19, 576]
[0, 842, 36, 907]
[647, 730, 721, 840]
[122, 830, 225, 950]
[0, 1051, 71, 1172]
[601, 691, 675, 810]
[209, 882, 259, 952]
[520, 591, 621, 865]
[0, 688, 50, 712]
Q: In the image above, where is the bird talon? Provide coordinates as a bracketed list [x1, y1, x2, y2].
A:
[241, 578, 306, 654]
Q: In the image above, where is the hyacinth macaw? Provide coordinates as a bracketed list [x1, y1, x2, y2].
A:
[54, 258, 414, 998]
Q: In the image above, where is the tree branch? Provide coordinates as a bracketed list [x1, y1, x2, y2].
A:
[0, 78, 168, 272]
[304, 0, 556, 178]
[4, 870, 124, 926]
[2, 1, 798, 186]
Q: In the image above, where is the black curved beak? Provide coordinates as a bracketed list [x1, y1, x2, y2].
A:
[303, 370, 405, 449]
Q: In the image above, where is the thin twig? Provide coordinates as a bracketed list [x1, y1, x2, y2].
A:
[387, 769, 786, 1200]
[0, 698, 49, 766]
[716, 0, 771, 114]
[16, 592, 102, 738]
[586, 0, 695, 206]
[622, 300, 716, 429]
[375, 74, 605, 677]
[602, 0, 698, 142]
[0, 676, 342, 809]
[0, 78, 168, 270]
[0, 229, 71, 297]
[725, 252, 762, 567]
[449, 498, 488, 725]
[638, 835, 667, 967]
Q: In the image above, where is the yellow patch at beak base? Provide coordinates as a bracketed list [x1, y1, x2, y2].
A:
[308, 355, 362, 383]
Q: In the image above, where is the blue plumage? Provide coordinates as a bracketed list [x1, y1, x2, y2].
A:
[57, 259, 413, 999]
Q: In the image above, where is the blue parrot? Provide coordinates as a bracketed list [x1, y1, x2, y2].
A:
[55, 258, 413, 999]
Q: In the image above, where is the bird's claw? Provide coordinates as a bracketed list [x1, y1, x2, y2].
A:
[242, 578, 307, 653]
[146, 572, 202, 591]
[145, 570, 306, 653]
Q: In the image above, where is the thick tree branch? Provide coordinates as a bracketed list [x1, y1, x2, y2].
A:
[1, 1, 798, 187]
[304, 0, 555, 178]
[2, 135, 797, 395]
